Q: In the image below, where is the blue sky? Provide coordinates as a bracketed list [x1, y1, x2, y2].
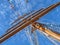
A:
[0, 0, 60, 45]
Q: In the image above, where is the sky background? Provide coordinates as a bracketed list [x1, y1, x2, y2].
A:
[0, 0, 60, 45]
